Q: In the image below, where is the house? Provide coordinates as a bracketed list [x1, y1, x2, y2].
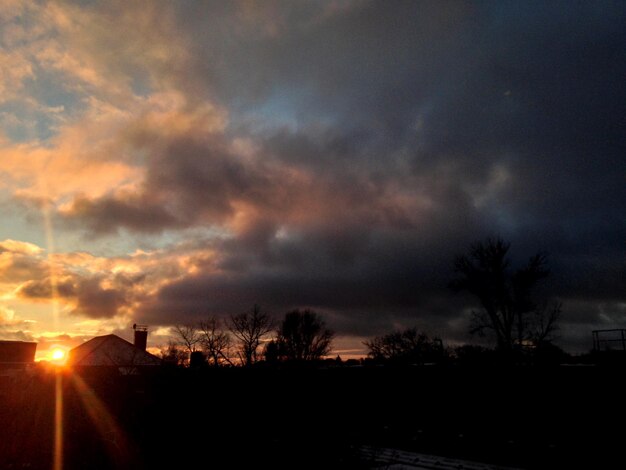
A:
[0, 340, 37, 375]
[67, 333, 161, 374]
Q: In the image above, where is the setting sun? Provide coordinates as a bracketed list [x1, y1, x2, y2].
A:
[45, 347, 69, 365]
[51, 349, 65, 361]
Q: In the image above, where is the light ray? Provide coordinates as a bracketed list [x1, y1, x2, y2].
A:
[42, 200, 60, 331]
[69, 373, 133, 465]
[53, 370, 63, 470]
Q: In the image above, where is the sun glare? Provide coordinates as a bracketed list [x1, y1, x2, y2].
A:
[52, 349, 65, 360]
[49, 347, 68, 365]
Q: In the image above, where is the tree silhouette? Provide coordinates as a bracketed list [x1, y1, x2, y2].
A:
[173, 324, 201, 365]
[275, 309, 334, 362]
[450, 237, 560, 352]
[364, 327, 443, 364]
[263, 339, 281, 364]
[228, 304, 274, 366]
[199, 316, 233, 367]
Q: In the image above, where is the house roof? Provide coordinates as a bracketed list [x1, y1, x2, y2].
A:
[67, 334, 161, 367]
[0, 341, 37, 363]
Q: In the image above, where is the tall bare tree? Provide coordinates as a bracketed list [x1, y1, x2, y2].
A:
[276, 309, 334, 361]
[450, 237, 560, 352]
[529, 301, 561, 345]
[199, 316, 233, 367]
[173, 324, 201, 362]
[229, 304, 274, 366]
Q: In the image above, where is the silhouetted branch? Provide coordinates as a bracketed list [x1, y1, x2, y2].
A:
[173, 324, 201, 365]
[228, 304, 274, 366]
[275, 309, 334, 362]
[199, 316, 233, 367]
[364, 327, 444, 364]
[451, 237, 561, 353]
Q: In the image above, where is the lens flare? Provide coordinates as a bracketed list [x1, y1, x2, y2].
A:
[42, 200, 60, 331]
[70, 373, 133, 465]
[54, 370, 63, 470]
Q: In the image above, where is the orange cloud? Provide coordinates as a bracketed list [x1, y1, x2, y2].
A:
[0, 139, 141, 203]
[0, 91, 227, 211]
[37, 1, 193, 100]
[0, 239, 220, 326]
[0, 0, 227, 216]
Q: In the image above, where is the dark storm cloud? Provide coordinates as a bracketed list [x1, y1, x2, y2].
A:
[136, 215, 484, 336]
[18, 272, 139, 319]
[73, 276, 129, 319]
[18, 278, 76, 299]
[61, 1, 625, 351]
[64, 194, 183, 234]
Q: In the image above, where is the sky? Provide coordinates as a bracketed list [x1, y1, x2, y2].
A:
[0, 0, 624, 359]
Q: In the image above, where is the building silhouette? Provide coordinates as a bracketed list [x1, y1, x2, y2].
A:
[67, 334, 161, 374]
[0, 340, 36, 375]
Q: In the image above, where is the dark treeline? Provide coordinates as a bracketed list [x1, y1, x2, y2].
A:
[165, 237, 581, 369]
[166, 306, 335, 367]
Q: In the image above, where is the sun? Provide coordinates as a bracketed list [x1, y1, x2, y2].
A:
[52, 349, 65, 361]
[49, 348, 68, 365]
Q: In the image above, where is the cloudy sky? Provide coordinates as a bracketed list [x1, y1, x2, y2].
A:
[0, 0, 624, 358]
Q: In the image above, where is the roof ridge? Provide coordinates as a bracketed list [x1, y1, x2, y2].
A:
[72, 334, 125, 365]
[72, 335, 108, 365]
[69, 334, 161, 366]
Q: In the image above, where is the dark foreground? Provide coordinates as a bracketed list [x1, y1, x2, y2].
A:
[1, 364, 624, 469]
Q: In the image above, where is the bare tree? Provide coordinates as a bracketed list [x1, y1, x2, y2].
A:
[364, 327, 443, 364]
[173, 324, 201, 363]
[530, 301, 561, 345]
[229, 304, 274, 366]
[199, 316, 233, 367]
[450, 237, 560, 352]
[276, 309, 334, 361]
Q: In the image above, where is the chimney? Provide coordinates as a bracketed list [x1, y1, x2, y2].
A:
[133, 324, 148, 351]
